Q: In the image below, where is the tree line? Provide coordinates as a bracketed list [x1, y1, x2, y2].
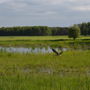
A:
[0, 22, 90, 36]
[78, 22, 90, 36]
[0, 26, 68, 36]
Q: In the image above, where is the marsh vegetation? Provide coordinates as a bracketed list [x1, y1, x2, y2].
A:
[0, 50, 90, 90]
[0, 36, 90, 90]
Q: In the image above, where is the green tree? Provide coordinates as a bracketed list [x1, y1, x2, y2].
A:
[68, 25, 80, 40]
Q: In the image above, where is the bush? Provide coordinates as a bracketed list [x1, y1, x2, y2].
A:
[68, 25, 81, 40]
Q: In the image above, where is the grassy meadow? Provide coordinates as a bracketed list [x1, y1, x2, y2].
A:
[0, 36, 90, 41]
[0, 36, 90, 48]
[0, 36, 90, 90]
[0, 50, 90, 89]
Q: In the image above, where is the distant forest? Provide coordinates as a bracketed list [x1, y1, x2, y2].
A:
[0, 22, 90, 36]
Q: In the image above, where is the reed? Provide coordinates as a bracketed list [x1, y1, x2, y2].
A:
[0, 50, 89, 89]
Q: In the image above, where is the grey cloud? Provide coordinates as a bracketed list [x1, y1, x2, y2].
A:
[0, 0, 90, 27]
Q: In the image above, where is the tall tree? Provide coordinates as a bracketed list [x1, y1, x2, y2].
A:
[68, 25, 81, 40]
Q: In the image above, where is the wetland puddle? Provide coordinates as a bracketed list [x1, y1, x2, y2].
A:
[0, 46, 67, 53]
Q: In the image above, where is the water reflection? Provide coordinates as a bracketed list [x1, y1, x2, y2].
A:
[0, 46, 68, 53]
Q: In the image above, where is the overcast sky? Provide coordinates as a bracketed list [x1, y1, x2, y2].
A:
[0, 0, 90, 27]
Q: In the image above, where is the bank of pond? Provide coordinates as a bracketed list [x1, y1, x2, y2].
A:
[0, 46, 90, 90]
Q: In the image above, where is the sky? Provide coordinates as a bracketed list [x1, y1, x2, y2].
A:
[0, 0, 90, 27]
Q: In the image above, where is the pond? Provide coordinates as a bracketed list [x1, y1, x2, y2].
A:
[0, 46, 68, 53]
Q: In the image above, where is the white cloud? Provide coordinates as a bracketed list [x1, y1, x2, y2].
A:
[41, 0, 64, 5]
[72, 6, 90, 11]
[0, 0, 90, 26]
[0, 0, 11, 4]
[7, 2, 27, 11]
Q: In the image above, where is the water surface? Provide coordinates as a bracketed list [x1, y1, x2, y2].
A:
[0, 46, 67, 53]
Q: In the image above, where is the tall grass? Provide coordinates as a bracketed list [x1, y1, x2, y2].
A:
[0, 73, 90, 90]
[0, 50, 89, 89]
[0, 50, 90, 72]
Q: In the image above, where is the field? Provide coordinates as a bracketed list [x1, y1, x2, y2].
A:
[0, 36, 90, 48]
[0, 36, 90, 40]
[0, 51, 90, 90]
[0, 36, 90, 90]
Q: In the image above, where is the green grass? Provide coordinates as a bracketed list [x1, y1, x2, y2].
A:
[0, 50, 90, 90]
[0, 36, 90, 47]
[0, 74, 90, 90]
[0, 50, 90, 72]
[0, 36, 90, 41]
[0, 36, 90, 89]
[0, 36, 69, 41]
[0, 36, 69, 47]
